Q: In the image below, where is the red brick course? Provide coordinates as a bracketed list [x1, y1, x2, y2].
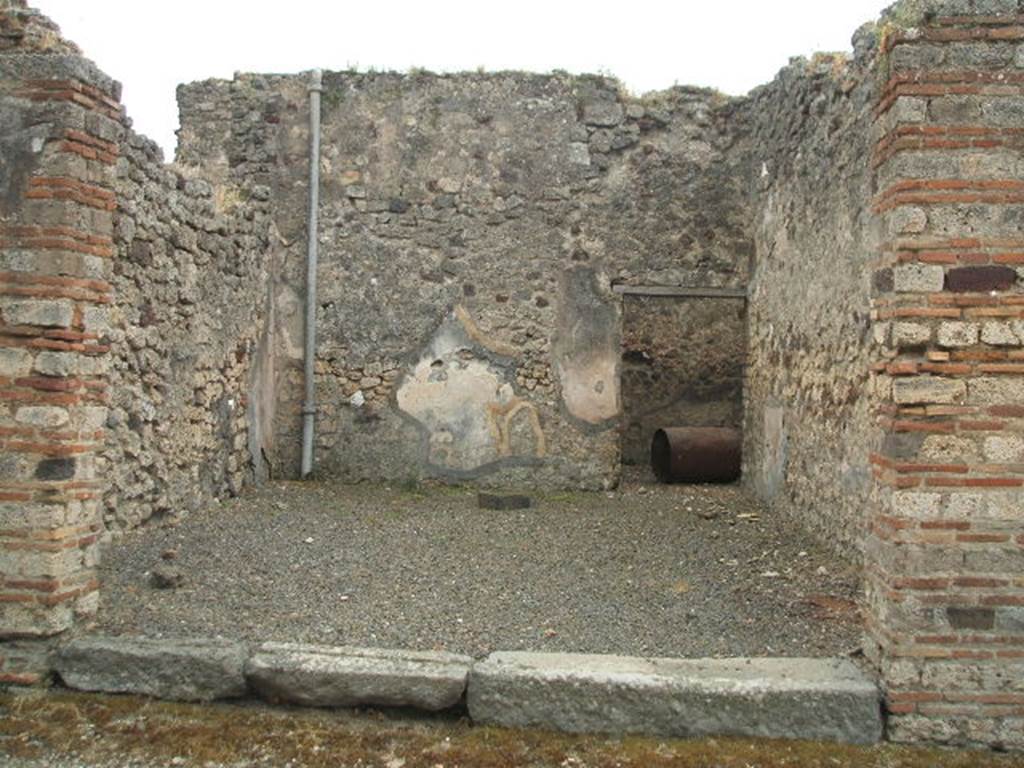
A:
[0, 16, 121, 640]
[868, 10, 1024, 750]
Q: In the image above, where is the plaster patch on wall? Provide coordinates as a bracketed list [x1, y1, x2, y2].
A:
[556, 355, 619, 425]
[759, 404, 787, 500]
[274, 284, 304, 360]
[397, 309, 544, 472]
[247, 297, 277, 483]
[453, 305, 518, 357]
[487, 398, 546, 459]
[553, 268, 620, 426]
[0, 100, 46, 215]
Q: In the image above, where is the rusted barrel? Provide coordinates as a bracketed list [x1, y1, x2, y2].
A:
[651, 426, 741, 484]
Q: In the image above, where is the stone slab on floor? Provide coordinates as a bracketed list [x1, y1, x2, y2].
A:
[468, 652, 883, 745]
[246, 642, 472, 711]
[55, 636, 248, 702]
[477, 492, 532, 510]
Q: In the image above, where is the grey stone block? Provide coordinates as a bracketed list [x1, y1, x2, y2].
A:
[893, 263, 944, 293]
[4, 298, 74, 328]
[893, 375, 966, 405]
[0, 348, 31, 377]
[55, 636, 248, 701]
[468, 652, 882, 745]
[581, 101, 623, 127]
[246, 642, 472, 711]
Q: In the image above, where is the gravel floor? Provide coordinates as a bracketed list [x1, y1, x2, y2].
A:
[94, 472, 865, 659]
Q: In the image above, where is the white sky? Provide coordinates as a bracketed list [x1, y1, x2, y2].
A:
[33, 1, 891, 158]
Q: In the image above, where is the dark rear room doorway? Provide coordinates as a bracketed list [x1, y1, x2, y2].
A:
[617, 286, 747, 477]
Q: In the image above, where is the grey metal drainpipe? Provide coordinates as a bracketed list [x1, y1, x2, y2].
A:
[301, 69, 323, 478]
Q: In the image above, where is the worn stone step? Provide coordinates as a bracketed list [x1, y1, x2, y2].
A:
[55, 636, 248, 702]
[246, 642, 472, 711]
[468, 652, 883, 745]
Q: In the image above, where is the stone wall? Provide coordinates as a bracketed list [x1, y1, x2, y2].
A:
[863, 0, 1024, 750]
[738, 0, 1024, 750]
[0, 0, 276, 679]
[177, 74, 752, 489]
[0, 0, 120, 657]
[103, 128, 273, 532]
[741, 42, 882, 556]
[740, 0, 1024, 748]
[5, 0, 1024, 750]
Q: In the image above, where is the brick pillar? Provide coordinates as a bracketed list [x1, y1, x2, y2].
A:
[866, 3, 1024, 749]
[0, 1, 122, 656]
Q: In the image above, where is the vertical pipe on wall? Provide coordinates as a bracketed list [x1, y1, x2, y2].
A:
[301, 69, 323, 478]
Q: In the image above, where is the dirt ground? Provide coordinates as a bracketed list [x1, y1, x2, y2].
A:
[1, 690, 1018, 768]
[92, 473, 864, 660]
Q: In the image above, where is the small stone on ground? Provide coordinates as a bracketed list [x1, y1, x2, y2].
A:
[149, 564, 184, 589]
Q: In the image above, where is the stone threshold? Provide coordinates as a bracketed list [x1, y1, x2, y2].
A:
[51, 635, 883, 745]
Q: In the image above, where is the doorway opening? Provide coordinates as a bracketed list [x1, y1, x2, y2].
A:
[617, 286, 747, 482]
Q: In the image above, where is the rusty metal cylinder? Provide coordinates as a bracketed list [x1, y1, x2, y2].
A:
[651, 426, 741, 484]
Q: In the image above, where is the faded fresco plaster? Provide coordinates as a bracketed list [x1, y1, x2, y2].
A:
[396, 307, 545, 473]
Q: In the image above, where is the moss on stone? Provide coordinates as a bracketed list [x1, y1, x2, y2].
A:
[1, 690, 1020, 768]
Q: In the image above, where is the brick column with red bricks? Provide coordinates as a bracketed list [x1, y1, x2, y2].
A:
[0, 0, 123, 665]
[867, 1, 1024, 749]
